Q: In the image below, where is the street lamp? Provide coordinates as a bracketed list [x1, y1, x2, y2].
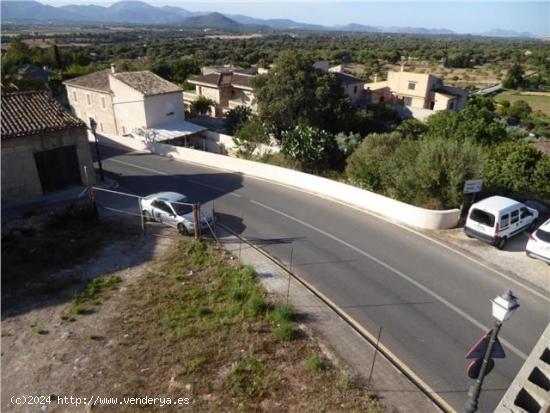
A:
[464, 290, 519, 413]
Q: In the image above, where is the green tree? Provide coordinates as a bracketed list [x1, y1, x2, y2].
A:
[502, 63, 524, 89]
[233, 117, 269, 158]
[345, 132, 403, 192]
[225, 106, 252, 135]
[508, 100, 532, 120]
[532, 155, 550, 196]
[191, 96, 215, 115]
[281, 125, 333, 172]
[395, 118, 427, 140]
[483, 141, 545, 194]
[335, 132, 362, 156]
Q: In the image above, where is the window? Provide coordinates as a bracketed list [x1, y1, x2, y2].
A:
[510, 210, 519, 224]
[500, 214, 509, 229]
[154, 201, 173, 214]
[470, 209, 495, 227]
[449, 101, 455, 110]
[86, 93, 91, 106]
[72, 90, 78, 102]
[101, 96, 106, 109]
[520, 207, 532, 219]
[535, 228, 550, 243]
[353, 86, 358, 94]
[404, 97, 413, 106]
[408, 82, 416, 90]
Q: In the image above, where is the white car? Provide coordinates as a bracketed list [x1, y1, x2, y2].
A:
[526, 219, 550, 264]
[140, 192, 215, 235]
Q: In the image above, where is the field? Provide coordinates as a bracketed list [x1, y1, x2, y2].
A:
[494, 90, 550, 115]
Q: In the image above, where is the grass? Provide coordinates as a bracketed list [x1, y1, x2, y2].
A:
[71, 276, 121, 315]
[495, 90, 550, 115]
[98, 239, 383, 412]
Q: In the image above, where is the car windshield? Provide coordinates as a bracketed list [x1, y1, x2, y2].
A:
[536, 229, 550, 243]
[470, 209, 495, 227]
[171, 199, 193, 216]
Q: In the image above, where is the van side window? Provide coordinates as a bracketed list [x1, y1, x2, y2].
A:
[510, 210, 519, 224]
[500, 214, 509, 229]
[520, 207, 531, 219]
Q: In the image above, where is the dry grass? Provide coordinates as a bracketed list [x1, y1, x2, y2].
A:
[495, 90, 550, 115]
[84, 239, 382, 412]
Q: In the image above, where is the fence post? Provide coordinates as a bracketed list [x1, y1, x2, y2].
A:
[138, 197, 145, 235]
[193, 203, 201, 240]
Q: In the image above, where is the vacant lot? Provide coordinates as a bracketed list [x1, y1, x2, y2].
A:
[2, 215, 381, 412]
[495, 90, 550, 115]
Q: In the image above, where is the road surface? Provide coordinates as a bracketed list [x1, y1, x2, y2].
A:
[97, 142, 549, 412]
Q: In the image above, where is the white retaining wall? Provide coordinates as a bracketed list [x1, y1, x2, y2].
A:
[102, 134, 460, 230]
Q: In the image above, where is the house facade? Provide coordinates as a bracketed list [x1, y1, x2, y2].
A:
[365, 68, 468, 116]
[1, 91, 95, 204]
[64, 65, 199, 140]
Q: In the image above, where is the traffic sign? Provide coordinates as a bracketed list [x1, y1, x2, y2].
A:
[463, 179, 483, 194]
[465, 329, 506, 359]
[467, 358, 495, 379]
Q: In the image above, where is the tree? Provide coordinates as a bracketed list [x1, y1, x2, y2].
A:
[395, 118, 427, 140]
[508, 100, 532, 120]
[345, 132, 403, 192]
[232, 117, 269, 158]
[335, 132, 362, 156]
[483, 141, 546, 194]
[225, 106, 252, 135]
[312, 72, 353, 133]
[502, 63, 524, 89]
[191, 96, 215, 116]
[532, 155, 550, 196]
[281, 125, 333, 172]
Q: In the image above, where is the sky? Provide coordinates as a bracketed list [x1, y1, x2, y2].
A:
[40, 1, 550, 36]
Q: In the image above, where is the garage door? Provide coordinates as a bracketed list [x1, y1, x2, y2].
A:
[34, 145, 82, 193]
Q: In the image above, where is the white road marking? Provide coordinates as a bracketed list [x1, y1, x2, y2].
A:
[249, 199, 528, 360]
[108, 159, 241, 197]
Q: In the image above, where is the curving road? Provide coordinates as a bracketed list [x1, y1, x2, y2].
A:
[98, 141, 549, 412]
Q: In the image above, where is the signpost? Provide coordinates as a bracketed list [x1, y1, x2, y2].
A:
[463, 179, 483, 195]
[465, 329, 506, 360]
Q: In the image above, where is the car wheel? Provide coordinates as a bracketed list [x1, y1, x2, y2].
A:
[177, 223, 189, 236]
[143, 210, 152, 222]
[496, 237, 507, 250]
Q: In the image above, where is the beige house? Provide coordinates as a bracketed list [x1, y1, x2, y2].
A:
[365, 68, 468, 117]
[1, 91, 95, 204]
[64, 65, 204, 142]
[184, 68, 256, 117]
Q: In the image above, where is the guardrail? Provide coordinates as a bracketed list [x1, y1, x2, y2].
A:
[100, 134, 460, 230]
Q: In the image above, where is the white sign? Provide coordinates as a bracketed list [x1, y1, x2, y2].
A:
[463, 179, 483, 194]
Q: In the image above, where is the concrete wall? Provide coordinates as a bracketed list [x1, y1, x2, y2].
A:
[66, 86, 117, 135]
[2, 127, 95, 204]
[341, 81, 365, 104]
[105, 134, 460, 230]
[144, 92, 186, 128]
[110, 75, 147, 135]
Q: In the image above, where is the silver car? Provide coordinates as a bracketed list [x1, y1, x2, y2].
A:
[140, 191, 215, 235]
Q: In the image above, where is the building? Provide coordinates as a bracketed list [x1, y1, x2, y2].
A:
[365, 67, 468, 119]
[184, 67, 257, 117]
[1, 91, 95, 204]
[64, 65, 204, 142]
[185, 62, 367, 118]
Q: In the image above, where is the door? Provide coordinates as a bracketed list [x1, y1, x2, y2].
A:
[34, 145, 82, 193]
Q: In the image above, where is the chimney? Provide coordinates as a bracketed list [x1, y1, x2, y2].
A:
[111, 63, 116, 74]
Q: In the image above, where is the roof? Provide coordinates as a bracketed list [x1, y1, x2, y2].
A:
[189, 72, 254, 90]
[64, 70, 182, 96]
[433, 85, 465, 98]
[1, 91, 85, 140]
[333, 72, 364, 86]
[132, 119, 207, 142]
[112, 71, 182, 96]
[63, 69, 111, 93]
[145, 192, 187, 202]
[472, 196, 522, 212]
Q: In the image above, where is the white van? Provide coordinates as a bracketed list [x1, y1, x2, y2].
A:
[464, 196, 539, 249]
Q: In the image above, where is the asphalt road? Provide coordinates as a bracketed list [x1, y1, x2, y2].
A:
[97, 142, 549, 412]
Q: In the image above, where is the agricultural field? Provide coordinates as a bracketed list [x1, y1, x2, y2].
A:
[494, 90, 550, 115]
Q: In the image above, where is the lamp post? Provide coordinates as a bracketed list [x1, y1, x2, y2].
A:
[89, 118, 105, 182]
[464, 290, 520, 413]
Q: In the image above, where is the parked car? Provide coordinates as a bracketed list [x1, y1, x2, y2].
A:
[464, 196, 539, 249]
[140, 191, 215, 235]
[526, 219, 550, 264]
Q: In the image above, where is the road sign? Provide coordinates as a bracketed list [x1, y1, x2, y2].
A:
[463, 179, 483, 194]
[465, 329, 506, 359]
[467, 358, 495, 379]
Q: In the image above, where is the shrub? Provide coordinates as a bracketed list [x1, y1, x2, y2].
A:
[306, 355, 324, 372]
[270, 302, 293, 324]
[281, 125, 334, 172]
[274, 321, 296, 341]
[233, 117, 269, 158]
[225, 105, 252, 135]
[191, 96, 215, 115]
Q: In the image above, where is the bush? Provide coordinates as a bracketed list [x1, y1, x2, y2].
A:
[225, 105, 252, 135]
[191, 96, 215, 115]
[233, 117, 269, 158]
[281, 125, 334, 172]
[274, 321, 296, 341]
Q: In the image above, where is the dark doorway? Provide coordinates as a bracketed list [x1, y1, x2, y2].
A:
[34, 145, 82, 193]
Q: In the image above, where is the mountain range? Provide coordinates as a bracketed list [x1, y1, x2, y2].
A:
[0, 0, 537, 38]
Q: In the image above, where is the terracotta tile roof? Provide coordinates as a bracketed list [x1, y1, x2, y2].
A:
[112, 71, 182, 96]
[1, 91, 85, 140]
[189, 72, 254, 89]
[63, 69, 111, 93]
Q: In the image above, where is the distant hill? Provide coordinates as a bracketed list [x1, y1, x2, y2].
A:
[0, 0, 537, 38]
[183, 12, 241, 29]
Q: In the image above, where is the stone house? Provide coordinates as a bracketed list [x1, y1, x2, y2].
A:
[1, 91, 95, 204]
[64, 65, 204, 141]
